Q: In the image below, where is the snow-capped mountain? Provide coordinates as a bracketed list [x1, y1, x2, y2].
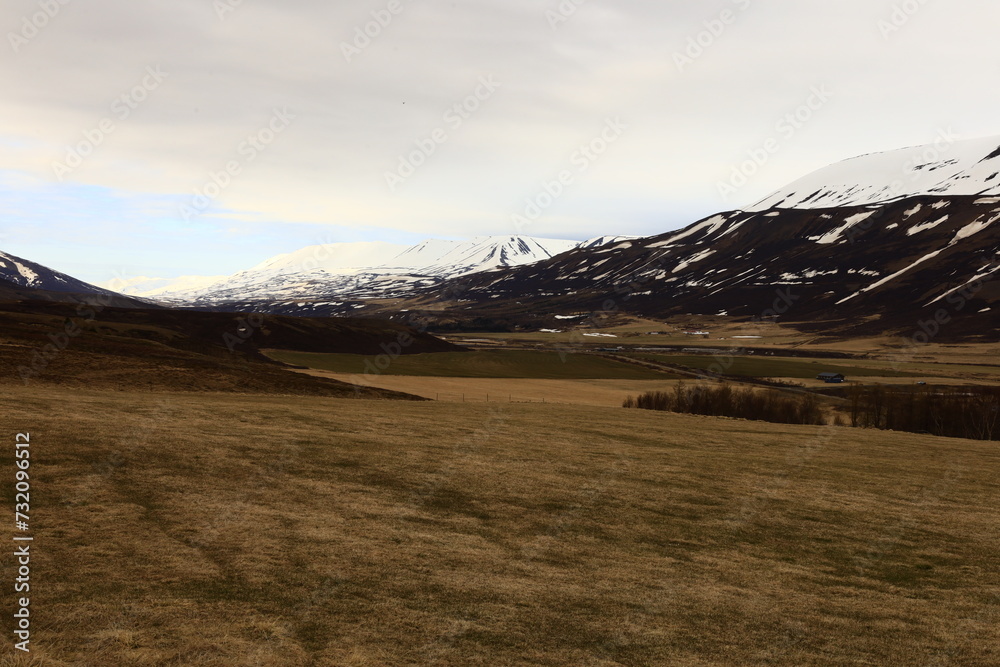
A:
[139, 235, 584, 308]
[424, 137, 1000, 338]
[391, 236, 578, 277]
[749, 133, 1000, 211]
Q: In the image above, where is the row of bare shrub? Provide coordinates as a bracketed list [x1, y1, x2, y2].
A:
[846, 385, 1000, 441]
[623, 382, 825, 426]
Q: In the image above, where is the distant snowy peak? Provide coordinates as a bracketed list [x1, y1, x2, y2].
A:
[749, 134, 1000, 211]
[416, 236, 578, 276]
[105, 275, 229, 298]
[245, 236, 576, 278]
[148, 235, 582, 303]
[248, 241, 410, 275]
[120, 235, 608, 299]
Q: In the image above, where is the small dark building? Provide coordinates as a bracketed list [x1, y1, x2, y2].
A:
[817, 372, 846, 383]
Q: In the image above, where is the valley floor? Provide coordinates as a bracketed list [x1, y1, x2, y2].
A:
[4, 386, 999, 665]
[294, 370, 685, 407]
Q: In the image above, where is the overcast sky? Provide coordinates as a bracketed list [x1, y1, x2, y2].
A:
[2, 0, 999, 283]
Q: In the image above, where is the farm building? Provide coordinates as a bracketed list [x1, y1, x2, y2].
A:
[817, 372, 846, 383]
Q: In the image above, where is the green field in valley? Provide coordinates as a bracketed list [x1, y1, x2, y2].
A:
[632, 354, 925, 379]
[266, 349, 676, 380]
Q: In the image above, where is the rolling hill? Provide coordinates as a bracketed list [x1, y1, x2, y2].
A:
[0, 300, 460, 395]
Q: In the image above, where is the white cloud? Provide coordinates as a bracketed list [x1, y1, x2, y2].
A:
[2, 0, 1000, 278]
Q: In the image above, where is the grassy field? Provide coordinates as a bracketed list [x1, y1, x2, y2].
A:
[295, 370, 686, 407]
[826, 357, 1000, 382]
[632, 354, 926, 380]
[436, 316, 1000, 369]
[265, 349, 675, 380]
[435, 315, 812, 350]
[4, 386, 1000, 665]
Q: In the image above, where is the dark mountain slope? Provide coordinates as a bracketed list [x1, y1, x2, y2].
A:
[436, 195, 999, 340]
[0, 249, 154, 309]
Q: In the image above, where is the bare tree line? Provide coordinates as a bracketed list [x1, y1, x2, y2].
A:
[623, 382, 825, 426]
[846, 385, 1000, 441]
[624, 382, 1000, 442]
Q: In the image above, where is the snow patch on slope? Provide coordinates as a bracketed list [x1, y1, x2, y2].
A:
[673, 249, 715, 274]
[0, 252, 40, 286]
[906, 215, 949, 236]
[811, 211, 878, 244]
[837, 249, 945, 304]
[952, 212, 1000, 243]
[649, 214, 730, 248]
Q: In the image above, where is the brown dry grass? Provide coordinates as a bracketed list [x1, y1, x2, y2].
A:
[2, 387, 999, 665]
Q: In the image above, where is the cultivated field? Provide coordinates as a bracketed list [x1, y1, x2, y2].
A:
[271, 344, 1000, 410]
[270, 349, 685, 406]
[628, 354, 924, 380]
[265, 349, 675, 380]
[294, 371, 686, 407]
[436, 316, 1000, 369]
[4, 386, 999, 666]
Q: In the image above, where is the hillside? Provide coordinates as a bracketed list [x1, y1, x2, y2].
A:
[0, 302, 459, 396]
[0, 249, 116, 294]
